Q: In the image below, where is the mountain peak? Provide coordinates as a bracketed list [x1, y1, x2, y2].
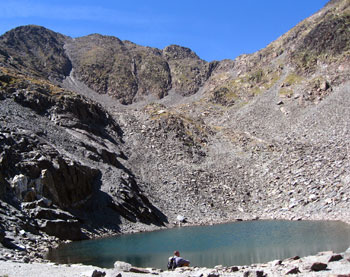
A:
[0, 25, 71, 80]
[163, 44, 200, 60]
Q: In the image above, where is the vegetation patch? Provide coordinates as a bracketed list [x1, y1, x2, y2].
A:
[292, 11, 350, 73]
[279, 88, 294, 98]
[208, 68, 281, 107]
[284, 73, 303, 86]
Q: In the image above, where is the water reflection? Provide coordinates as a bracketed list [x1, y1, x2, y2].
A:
[48, 220, 350, 269]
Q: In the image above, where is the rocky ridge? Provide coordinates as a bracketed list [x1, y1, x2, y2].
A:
[1, 0, 350, 269]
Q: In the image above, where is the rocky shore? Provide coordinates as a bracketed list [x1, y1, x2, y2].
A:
[1, 247, 350, 277]
[1, 201, 350, 276]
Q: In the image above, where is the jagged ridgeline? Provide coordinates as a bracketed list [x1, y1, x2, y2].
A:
[0, 25, 218, 104]
[1, 0, 350, 264]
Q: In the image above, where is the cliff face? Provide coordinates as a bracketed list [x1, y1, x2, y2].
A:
[0, 67, 167, 249]
[1, 0, 350, 264]
[65, 35, 215, 104]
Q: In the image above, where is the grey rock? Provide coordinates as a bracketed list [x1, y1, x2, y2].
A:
[129, 267, 151, 274]
[114, 261, 132, 272]
[29, 206, 75, 221]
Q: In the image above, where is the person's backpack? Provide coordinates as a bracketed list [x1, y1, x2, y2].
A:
[167, 257, 177, 270]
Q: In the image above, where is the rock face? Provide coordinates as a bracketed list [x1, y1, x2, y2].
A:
[162, 45, 218, 96]
[0, 67, 167, 254]
[65, 36, 212, 104]
[66, 35, 144, 104]
[1, 0, 350, 265]
[0, 25, 71, 81]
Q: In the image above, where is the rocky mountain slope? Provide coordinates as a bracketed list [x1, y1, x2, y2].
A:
[1, 0, 350, 264]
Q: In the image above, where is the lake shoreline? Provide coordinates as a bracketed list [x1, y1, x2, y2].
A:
[2, 210, 350, 274]
[2, 247, 350, 276]
[47, 219, 350, 271]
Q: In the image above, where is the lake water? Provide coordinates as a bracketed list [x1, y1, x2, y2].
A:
[47, 220, 350, 269]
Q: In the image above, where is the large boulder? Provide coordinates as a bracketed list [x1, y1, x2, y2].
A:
[40, 219, 87, 241]
[309, 262, 328, 272]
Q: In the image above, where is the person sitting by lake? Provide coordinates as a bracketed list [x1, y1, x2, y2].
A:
[168, 250, 190, 269]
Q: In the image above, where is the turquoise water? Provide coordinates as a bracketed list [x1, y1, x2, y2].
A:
[47, 220, 350, 269]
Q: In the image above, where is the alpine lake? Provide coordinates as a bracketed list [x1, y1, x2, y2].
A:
[47, 220, 350, 270]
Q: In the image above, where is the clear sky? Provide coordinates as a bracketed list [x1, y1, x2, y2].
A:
[0, 0, 329, 62]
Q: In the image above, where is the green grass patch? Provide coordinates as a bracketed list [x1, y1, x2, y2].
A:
[284, 73, 303, 86]
[279, 88, 294, 98]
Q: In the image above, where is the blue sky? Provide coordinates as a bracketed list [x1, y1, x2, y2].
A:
[0, 0, 329, 62]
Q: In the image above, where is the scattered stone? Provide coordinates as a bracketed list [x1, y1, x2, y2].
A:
[207, 273, 220, 277]
[329, 254, 343, 262]
[320, 81, 330, 91]
[243, 270, 265, 277]
[22, 256, 30, 263]
[285, 267, 300, 274]
[270, 259, 282, 266]
[91, 269, 106, 277]
[176, 215, 186, 223]
[230, 266, 239, 272]
[310, 262, 327, 271]
[285, 256, 300, 261]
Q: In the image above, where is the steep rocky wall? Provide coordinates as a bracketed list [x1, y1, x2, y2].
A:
[0, 68, 167, 251]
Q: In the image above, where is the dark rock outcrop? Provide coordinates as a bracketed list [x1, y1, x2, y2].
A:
[40, 219, 87, 241]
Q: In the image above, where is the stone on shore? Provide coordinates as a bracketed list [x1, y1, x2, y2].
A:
[285, 267, 300, 274]
[91, 269, 106, 277]
[310, 262, 328, 271]
[114, 261, 132, 272]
